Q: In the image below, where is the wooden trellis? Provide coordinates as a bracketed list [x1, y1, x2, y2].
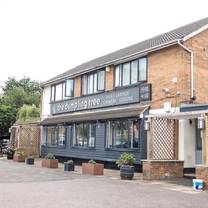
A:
[151, 118, 178, 160]
[10, 124, 40, 157]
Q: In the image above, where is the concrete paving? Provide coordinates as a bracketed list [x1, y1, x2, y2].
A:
[0, 157, 207, 208]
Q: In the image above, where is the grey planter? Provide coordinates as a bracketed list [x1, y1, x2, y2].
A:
[120, 165, 134, 180]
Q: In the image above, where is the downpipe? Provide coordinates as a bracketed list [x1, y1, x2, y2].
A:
[177, 40, 195, 100]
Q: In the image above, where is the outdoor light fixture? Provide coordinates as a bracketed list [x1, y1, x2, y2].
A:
[106, 66, 111, 72]
[144, 120, 150, 131]
[198, 117, 205, 129]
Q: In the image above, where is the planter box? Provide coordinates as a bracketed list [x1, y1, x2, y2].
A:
[120, 165, 134, 180]
[13, 154, 26, 162]
[7, 154, 14, 160]
[42, 159, 58, 168]
[26, 157, 34, 165]
[82, 163, 104, 175]
[64, 163, 74, 171]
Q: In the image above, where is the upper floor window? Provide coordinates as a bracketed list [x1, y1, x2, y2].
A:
[82, 70, 105, 95]
[51, 79, 74, 101]
[115, 57, 147, 88]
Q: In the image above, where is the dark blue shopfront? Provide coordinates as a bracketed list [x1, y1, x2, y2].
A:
[41, 84, 151, 163]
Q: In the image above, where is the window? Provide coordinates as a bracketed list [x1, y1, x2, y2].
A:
[98, 70, 105, 91]
[51, 79, 74, 101]
[57, 126, 67, 146]
[87, 74, 94, 94]
[82, 70, 105, 95]
[131, 60, 138, 84]
[65, 79, 74, 97]
[55, 83, 63, 101]
[46, 126, 67, 147]
[139, 58, 147, 81]
[46, 127, 57, 146]
[73, 123, 96, 148]
[114, 57, 147, 87]
[115, 65, 121, 87]
[122, 63, 130, 86]
[106, 120, 140, 149]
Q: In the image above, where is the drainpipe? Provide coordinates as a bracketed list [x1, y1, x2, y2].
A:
[177, 40, 195, 100]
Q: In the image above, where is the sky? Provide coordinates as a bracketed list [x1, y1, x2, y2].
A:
[0, 0, 208, 88]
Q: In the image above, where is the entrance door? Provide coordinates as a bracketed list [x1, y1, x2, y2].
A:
[195, 123, 202, 164]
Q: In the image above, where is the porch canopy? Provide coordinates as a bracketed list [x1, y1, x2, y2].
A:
[40, 104, 149, 125]
[146, 110, 208, 120]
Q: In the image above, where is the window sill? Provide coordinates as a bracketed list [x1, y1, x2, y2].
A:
[45, 145, 67, 149]
[114, 81, 147, 90]
[105, 148, 139, 152]
[72, 146, 96, 150]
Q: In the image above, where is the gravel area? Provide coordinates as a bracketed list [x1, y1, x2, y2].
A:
[0, 157, 207, 208]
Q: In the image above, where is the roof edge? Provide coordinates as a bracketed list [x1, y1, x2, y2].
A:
[41, 39, 179, 87]
[183, 24, 208, 41]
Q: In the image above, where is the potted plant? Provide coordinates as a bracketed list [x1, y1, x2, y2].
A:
[42, 153, 58, 168]
[6, 147, 15, 160]
[64, 160, 74, 171]
[25, 155, 35, 165]
[116, 153, 136, 180]
[13, 148, 26, 162]
[82, 159, 104, 175]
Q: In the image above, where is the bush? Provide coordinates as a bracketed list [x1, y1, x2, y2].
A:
[45, 153, 55, 160]
[64, 160, 74, 164]
[15, 148, 25, 156]
[116, 153, 136, 167]
[6, 147, 15, 156]
[88, 159, 96, 164]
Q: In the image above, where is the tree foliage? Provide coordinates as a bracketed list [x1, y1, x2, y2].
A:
[17, 104, 40, 123]
[0, 77, 41, 136]
[0, 105, 17, 136]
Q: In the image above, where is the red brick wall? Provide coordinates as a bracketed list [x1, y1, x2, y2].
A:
[142, 160, 184, 180]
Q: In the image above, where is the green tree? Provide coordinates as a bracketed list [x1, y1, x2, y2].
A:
[0, 77, 41, 136]
[0, 105, 17, 136]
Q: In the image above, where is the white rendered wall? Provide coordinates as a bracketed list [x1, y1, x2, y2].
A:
[179, 119, 196, 168]
[41, 86, 51, 119]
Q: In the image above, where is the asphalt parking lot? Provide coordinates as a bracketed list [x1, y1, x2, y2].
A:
[0, 157, 207, 208]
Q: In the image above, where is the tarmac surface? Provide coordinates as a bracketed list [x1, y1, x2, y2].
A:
[0, 157, 207, 208]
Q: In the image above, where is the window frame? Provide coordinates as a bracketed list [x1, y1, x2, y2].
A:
[105, 119, 140, 150]
[45, 126, 68, 148]
[73, 122, 96, 148]
[114, 57, 147, 88]
[65, 79, 74, 98]
[81, 69, 105, 96]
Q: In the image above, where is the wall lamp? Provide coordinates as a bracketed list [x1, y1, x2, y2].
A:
[144, 120, 150, 131]
[198, 117, 205, 129]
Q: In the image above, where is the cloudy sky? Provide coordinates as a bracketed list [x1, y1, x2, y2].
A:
[0, 0, 207, 87]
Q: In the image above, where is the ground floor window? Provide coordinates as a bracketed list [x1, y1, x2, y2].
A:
[46, 126, 67, 147]
[73, 123, 96, 148]
[106, 119, 140, 149]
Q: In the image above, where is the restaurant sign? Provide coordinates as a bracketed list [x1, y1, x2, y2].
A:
[51, 84, 151, 115]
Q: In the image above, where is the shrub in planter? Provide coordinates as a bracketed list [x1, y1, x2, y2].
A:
[116, 153, 136, 180]
[25, 155, 35, 165]
[82, 160, 104, 175]
[64, 160, 74, 171]
[6, 147, 15, 160]
[13, 148, 26, 162]
[42, 153, 58, 168]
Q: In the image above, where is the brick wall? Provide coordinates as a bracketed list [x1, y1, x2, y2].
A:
[196, 165, 208, 190]
[185, 29, 208, 104]
[74, 76, 81, 97]
[105, 65, 114, 91]
[148, 45, 191, 109]
[142, 160, 184, 180]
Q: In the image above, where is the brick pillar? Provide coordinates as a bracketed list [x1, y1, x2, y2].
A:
[74, 77, 81, 97]
[105, 65, 114, 91]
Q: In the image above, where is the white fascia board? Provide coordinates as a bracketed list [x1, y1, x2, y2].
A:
[183, 24, 208, 41]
